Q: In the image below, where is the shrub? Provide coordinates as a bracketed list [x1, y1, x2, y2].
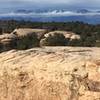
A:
[0, 28, 2, 35]
[16, 33, 39, 50]
[83, 36, 96, 47]
[68, 39, 83, 46]
[95, 40, 100, 47]
[40, 33, 68, 46]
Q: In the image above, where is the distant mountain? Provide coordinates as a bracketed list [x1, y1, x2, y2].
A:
[15, 9, 33, 14]
[0, 9, 100, 24]
[14, 9, 100, 14]
[97, 11, 100, 13]
[76, 9, 91, 13]
[14, 9, 68, 13]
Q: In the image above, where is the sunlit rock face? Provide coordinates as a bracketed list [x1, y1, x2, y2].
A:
[44, 31, 80, 40]
[0, 47, 100, 100]
[0, 33, 17, 51]
[11, 28, 47, 39]
[40, 31, 81, 46]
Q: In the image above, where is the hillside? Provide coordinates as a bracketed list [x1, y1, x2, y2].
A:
[0, 47, 100, 100]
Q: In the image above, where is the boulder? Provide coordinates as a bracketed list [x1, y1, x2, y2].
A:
[0, 34, 17, 51]
[44, 31, 80, 40]
[41, 31, 81, 46]
[11, 28, 47, 40]
[0, 47, 100, 100]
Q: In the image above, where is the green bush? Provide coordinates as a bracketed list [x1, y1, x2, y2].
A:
[40, 33, 69, 46]
[68, 39, 83, 46]
[0, 28, 2, 35]
[95, 40, 100, 47]
[83, 36, 96, 47]
[16, 33, 39, 50]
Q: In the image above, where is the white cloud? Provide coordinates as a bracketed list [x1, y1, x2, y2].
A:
[0, 0, 100, 4]
[1, 10, 100, 17]
[0, 0, 100, 9]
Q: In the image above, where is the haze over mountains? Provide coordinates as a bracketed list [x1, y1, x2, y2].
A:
[5, 9, 100, 15]
[0, 0, 100, 24]
[0, 9, 100, 24]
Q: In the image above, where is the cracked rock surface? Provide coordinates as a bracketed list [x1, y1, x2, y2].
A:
[0, 47, 100, 100]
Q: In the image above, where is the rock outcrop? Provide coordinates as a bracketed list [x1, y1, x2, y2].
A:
[0, 34, 17, 51]
[44, 31, 81, 40]
[0, 28, 47, 51]
[11, 28, 47, 39]
[0, 47, 100, 100]
[0, 29, 82, 51]
[40, 31, 81, 46]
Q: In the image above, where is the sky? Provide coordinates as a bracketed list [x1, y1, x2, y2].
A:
[0, 0, 100, 11]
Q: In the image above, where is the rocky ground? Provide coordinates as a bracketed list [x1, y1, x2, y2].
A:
[0, 47, 100, 100]
[0, 28, 82, 51]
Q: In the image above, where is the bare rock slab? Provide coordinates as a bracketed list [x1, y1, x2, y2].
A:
[0, 47, 100, 100]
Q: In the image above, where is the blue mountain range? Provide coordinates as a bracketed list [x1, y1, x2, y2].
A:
[0, 9, 100, 24]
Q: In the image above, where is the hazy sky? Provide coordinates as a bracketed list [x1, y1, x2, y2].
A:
[0, 0, 100, 10]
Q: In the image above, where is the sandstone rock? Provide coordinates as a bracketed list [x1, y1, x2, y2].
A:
[41, 31, 81, 46]
[0, 34, 17, 51]
[0, 34, 17, 40]
[11, 28, 47, 39]
[44, 31, 80, 40]
[70, 34, 81, 40]
[0, 47, 100, 100]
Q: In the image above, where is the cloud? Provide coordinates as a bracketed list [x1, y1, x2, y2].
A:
[0, 0, 100, 4]
[0, 0, 100, 9]
[0, 10, 100, 17]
